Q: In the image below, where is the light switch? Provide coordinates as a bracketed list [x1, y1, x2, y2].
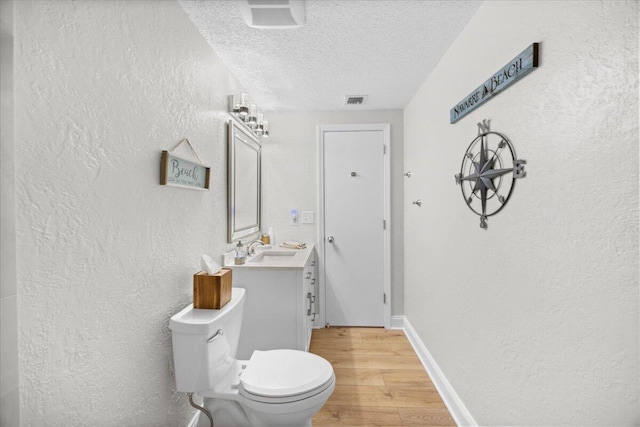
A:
[301, 211, 314, 224]
[290, 209, 299, 226]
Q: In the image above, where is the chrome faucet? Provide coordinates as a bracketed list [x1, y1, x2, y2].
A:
[246, 239, 266, 256]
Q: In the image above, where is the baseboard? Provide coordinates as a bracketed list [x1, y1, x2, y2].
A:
[401, 317, 477, 427]
[390, 315, 405, 330]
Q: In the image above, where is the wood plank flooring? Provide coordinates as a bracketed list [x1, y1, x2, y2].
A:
[310, 327, 455, 427]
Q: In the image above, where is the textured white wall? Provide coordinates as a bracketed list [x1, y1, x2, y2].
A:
[14, 1, 244, 424]
[264, 110, 404, 315]
[404, 0, 639, 424]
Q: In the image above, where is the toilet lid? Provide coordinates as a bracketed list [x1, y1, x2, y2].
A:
[240, 349, 334, 398]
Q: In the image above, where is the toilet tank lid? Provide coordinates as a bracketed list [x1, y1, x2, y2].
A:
[169, 288, 245, 335]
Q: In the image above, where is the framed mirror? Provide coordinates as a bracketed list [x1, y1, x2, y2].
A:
[228, 119, 261, 242]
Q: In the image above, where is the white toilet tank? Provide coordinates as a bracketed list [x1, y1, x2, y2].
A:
[170, 287, 246, 392]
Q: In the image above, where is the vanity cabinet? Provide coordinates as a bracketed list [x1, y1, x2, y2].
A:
[230, 247, 316, 360]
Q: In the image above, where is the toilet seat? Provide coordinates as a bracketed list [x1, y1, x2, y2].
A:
[239, 349, 335, 404]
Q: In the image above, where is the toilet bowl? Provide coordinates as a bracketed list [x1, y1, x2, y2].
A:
[170, 288, 335, 427]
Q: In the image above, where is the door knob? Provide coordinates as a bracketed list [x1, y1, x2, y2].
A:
[412, 199, 422, 207]
[327, 236, 334, 243]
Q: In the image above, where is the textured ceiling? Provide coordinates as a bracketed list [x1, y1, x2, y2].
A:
[179, 0, 482, 112]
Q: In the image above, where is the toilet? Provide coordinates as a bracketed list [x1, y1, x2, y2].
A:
[169, 288, 335, 427]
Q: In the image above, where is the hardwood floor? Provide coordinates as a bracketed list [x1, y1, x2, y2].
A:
[310, 327, 455, 427]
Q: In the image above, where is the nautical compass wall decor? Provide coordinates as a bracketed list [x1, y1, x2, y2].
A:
[454, 120, 526, 229]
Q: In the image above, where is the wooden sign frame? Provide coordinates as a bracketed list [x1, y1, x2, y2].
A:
[450, 43, 539, 124]
[160, 150, 210, 190]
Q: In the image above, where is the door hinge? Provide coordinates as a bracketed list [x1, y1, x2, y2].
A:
[383, 144, 386, 155]
[383, 293, 387, 304]
[383, 219, 386, 230]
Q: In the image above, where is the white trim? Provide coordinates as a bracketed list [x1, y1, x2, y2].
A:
[402, 317, 478, 427]
[317, 124, 392, 329]
[316, 126, 326, 328]
[390, 315, 405, 330]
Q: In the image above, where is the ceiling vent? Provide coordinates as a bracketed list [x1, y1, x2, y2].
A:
[237, 0, 306, 29]
[345, 95, 368, 105]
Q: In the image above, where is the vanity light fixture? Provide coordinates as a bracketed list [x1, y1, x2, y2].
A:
[247, 104, 258, 126]
[255, 112, 264, 136]
[229, 94, 269, 138]
[237, 93, 249, 118]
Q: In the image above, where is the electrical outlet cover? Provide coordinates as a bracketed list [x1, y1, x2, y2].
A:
[301, 211, 314, 224]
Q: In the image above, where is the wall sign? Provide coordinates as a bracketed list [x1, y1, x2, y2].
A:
[454, 120, 526, 229]
[450, 43, 539, 124]
[160, 139, 210, 190]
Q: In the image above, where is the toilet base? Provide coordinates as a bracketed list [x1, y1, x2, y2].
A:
[197, 377, 335, 427]
[195, 398, 314, 427]
[196, 412, 313, 427]
[195, 398, 250, 427]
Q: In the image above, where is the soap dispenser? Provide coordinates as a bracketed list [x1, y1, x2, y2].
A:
[234, 240, 246, 265]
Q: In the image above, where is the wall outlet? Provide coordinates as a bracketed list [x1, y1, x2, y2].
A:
[301, 211, 314, 224]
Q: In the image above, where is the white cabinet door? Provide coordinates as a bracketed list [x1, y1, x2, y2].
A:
[232, 249, 316, 359]
[234, 269, 299, 360]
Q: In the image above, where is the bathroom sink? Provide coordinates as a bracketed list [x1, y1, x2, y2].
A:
[261, 251, 296, 257]
[248, 251, 296, 264]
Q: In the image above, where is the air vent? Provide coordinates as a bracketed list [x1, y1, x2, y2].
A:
[237, 0, 305, 29]
[345, 95, 368, 105]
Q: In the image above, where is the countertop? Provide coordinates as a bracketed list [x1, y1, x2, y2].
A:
[223, 244, 314, 269]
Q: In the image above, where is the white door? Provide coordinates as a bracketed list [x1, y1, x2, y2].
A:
[321, 126, 388, 327]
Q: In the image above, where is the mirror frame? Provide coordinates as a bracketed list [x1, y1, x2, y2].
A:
[227, 119, 262, 243]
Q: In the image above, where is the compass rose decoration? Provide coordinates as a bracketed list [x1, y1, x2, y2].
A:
[455, 120, 526, 229]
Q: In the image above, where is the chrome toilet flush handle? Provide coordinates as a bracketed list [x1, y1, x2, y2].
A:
[207, 328, 224, 343]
